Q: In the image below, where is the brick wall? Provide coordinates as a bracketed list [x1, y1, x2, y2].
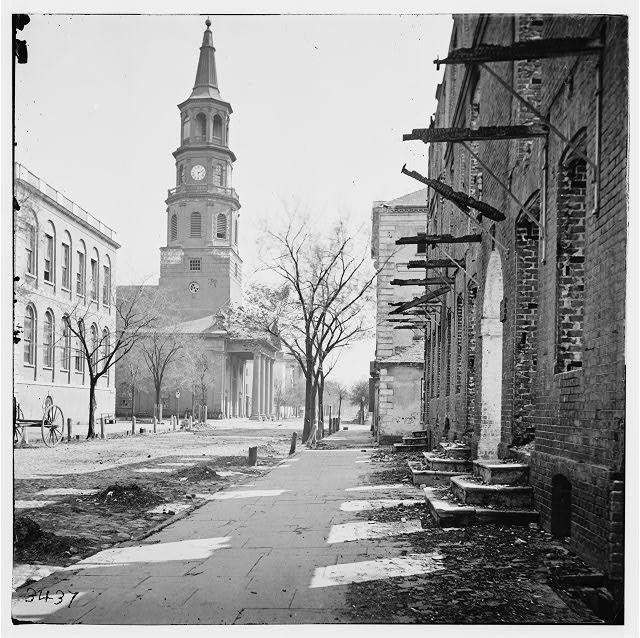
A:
[418, 14, 627, 578]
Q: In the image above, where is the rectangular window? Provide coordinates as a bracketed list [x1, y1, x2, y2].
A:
[44, 234, 53, 282]
[61, 243, 70, 289]
[62, 324, 71, 371]
[90, 259, 98, 300]
[23, 313, 34, 365]
[74, 339, 84, 372]
[102, 265, 111, 305]
[25, 225, 36, 275]
[189, 258, 201, 271]
[76, 252, 85, 296]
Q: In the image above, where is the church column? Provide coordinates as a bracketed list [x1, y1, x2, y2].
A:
[267, 359, 274, 419]
[259, 355, 266, 418]
[251, 353, 261, 419]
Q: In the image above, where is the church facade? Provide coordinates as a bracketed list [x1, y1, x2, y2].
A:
[116, 20, 279, 420]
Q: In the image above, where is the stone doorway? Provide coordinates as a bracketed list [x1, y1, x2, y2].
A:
[478, 250, 504, 459]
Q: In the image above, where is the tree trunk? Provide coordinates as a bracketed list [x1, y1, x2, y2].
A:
[302, 372, 315, 442]
[317, 376, 325, 440]
[87, 381, 97, 438]
[338, 395, 342, 427]
[130, 383, 135, 423]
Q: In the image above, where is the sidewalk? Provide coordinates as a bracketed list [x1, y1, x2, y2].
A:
[12, 425, 598, 625]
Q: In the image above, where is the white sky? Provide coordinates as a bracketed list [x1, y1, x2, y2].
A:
[15, 12, 452, 384]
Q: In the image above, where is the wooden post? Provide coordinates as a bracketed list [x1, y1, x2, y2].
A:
[153, 416, 157, 434]
[100, 417, 105, 439]
[172, 415, 176, 431]
[67, 418, 72, 442]
[203, 404, 208, 424]
[22, 426, 29, 444]
[248, 446, 258, 466]
[188, 415, 193, 429]
[132, 416, 136, 435]
[289, 432, 297, 455]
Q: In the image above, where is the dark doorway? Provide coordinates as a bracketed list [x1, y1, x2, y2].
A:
[551, 474, 572, 537]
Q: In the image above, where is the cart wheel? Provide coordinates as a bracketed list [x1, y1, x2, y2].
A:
[13, 403, 24, 446]
[42, 405, 64, 447]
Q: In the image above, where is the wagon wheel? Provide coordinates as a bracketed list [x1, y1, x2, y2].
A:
[13, 400, 24, 446]
[42, 404, 64, 447]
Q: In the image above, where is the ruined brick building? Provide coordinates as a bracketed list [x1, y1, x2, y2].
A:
[390, 14, 627, 584]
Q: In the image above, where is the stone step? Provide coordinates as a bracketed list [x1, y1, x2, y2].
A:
[408, 462, 463, 487]
[412, 430, 429, 437]
[402, 435, 428, 444]
[393, 442, 430, 452]
[422, 452, 472, 473]
[450, 475, 534, 509]
[473, 460, 530, 485]
[424, 487, 539, 527]
[438, 443, 472, 460]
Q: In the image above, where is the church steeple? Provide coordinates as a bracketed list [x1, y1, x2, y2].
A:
[160, 18, 242, 321]
[190, 18, 220, 100]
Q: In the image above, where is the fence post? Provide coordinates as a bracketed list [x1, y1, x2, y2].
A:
[188, 415, 193, 429]
[67, 418, 72, 442]
[153, 416, 157, 434]
[172, 415, 176, 431]
[289, 432, 297, 455]
[248, 446, 258, 466]
[132, 416, 136, 435]
[22, 426, 29, 444]
[100, 417, 105, 439]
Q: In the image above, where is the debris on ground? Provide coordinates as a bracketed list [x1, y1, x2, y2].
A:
[93, 483, 165, 508]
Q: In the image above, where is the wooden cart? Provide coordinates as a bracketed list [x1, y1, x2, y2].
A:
[13, 395, 65, 447]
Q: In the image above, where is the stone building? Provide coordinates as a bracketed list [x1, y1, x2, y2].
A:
[402, 15, 626, 583]
[14, 163, 119, 424]
[116, 20, 277, 420]
[371, 190, 428, 443]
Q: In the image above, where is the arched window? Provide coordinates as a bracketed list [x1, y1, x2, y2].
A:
[213, 114, 223, 140]
[75, 320, 85, 372]
[23, 305, 36, 365]
[62, 316, 71, 371]
[43, 220, 56, 283]
[190, 212, 202, 238]
[196, 113, 207, 139]
[76, 240, 86, 297]
[25, 220, 36, 276]
[170, 214, 178, 241]
[61, 230, 72, 290]
[556, 130, 587, 373]
[43, 309, 54, 368]
[102, 327, 110, 385]
[90, 248, 99, 301]
[216, 213, 227, 239]
[182, 113, 190, 142]
[102, 254, 112, 306]
[90, 323, 99, 369]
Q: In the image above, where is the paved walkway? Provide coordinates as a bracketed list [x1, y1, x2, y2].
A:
[13, 425, 427, 624]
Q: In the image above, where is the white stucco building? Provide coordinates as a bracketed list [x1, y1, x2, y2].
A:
[14, 163, 120, 426]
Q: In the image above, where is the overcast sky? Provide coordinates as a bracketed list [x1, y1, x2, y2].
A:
[15, 13, 452, 384]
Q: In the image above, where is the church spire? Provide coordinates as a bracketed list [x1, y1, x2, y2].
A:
[189, 18, 220, 99]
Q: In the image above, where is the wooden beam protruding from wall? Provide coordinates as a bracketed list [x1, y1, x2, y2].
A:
[407, 259, 465, 269]
[396, 233, 482, 246]
[434, 36, 603, 68]
[390, 277, 456, 286]
[403, 123, 548, 144]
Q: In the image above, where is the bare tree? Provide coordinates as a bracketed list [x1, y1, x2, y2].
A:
[181, 335, 214, 418]
[139, 319, 187, 419]
[64, 286, 160, 438]
[245, 217, 379, 443]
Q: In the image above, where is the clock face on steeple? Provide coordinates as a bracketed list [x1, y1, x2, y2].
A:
[191, 165, 206, 181]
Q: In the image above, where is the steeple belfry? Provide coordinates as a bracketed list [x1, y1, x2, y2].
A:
[190, 18, 220, 99]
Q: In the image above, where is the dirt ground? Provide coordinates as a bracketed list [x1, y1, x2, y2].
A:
[13, 420, 301, 587]
[343, 449, 618, 624]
